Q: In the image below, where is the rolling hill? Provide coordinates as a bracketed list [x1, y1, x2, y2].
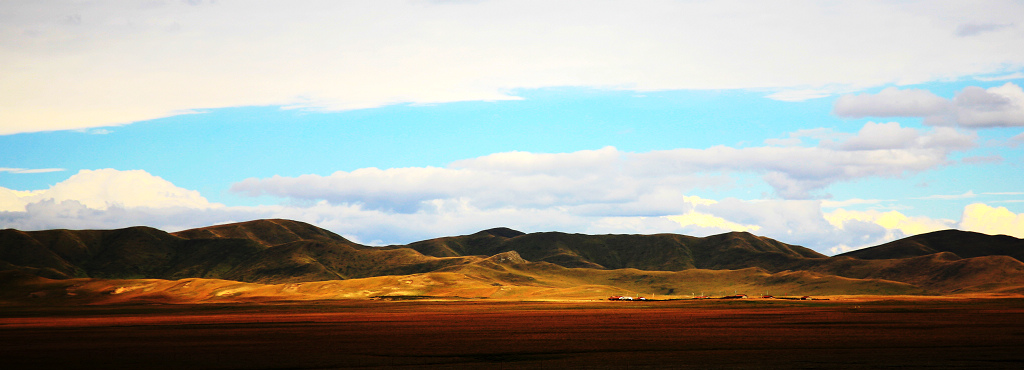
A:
[836, 229, 1024, 262]
[393, 228, 826, 271]
[0, 219, 475, 283]
[2, 219, 1024, 301]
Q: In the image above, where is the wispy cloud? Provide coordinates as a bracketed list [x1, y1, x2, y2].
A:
[975, 72, 1024, 81]
[961, 155, 1003, 164]
[913, 191, 977, 200]
[0, 167, 65, 174]
[820, 198, 894, 208]
[955, 23, 1013, 37]
[764, 89, 833, 102]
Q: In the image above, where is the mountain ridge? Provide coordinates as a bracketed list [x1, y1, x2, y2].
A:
[3, 220, 1024, 296]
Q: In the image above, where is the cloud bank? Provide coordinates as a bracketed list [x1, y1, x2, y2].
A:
[233, 122, 974, 201]
[4, 167, 1023, 253]
[3, 0, 1024, 134]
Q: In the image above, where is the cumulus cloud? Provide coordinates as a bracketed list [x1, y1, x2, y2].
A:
[0, 199, 254, 233]
[3, 1, 1024, 134]
[834, 83, 1024, 128]
[952, 83, 1024, 127]
[824, 209, 955, 240]
[1, 169, 218, 212]
[960, 203, 1024, 238]
[666, 211, 762, 233]
[666, 198, 923, 255]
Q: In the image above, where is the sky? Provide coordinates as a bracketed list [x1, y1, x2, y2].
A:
[2, 0, 1024, 255]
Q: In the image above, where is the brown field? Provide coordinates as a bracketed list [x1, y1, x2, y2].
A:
[2, 296, 1024, 369]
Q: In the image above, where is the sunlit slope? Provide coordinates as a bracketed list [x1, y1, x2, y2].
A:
[434, 251, 926, 297]
[0, 252, 926, 305]
[396, 228, 826, 271]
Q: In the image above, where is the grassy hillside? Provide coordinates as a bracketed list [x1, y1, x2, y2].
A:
[0, 253, 927, 306]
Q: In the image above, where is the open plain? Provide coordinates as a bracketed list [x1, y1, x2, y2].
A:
[2, 296, 1023, 369]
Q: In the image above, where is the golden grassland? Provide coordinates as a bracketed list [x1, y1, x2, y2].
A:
[3, 264, 1020, 307]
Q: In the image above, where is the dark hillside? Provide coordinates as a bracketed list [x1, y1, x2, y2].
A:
[400, 229, 825, 272]
[173, 219, 356, 248]
[838, 229, 1024, 262]
[0, 220, 472, 284]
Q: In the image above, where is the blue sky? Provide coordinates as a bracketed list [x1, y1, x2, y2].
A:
[2, 1, 1024, 254]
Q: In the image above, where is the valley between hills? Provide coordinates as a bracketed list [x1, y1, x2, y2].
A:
[3, 218, 1024, 304]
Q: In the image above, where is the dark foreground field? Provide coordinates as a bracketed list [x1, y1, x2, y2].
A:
[2, 297, 1023, 369]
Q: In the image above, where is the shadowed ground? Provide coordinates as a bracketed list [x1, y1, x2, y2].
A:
[1, 297, 1023, 369]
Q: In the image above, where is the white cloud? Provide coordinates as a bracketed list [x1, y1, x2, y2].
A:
[960, 203, 1024, 238]
[824, 208, 955, 240]
[0, 167, 65, 174]
[834, 83, 1024, 128]
[820, 198, 891, 208]
[764, 89, 833, 102]
[955, 23, 1013, 37]
[976, 72, 1024, 81]
[817, 206, 960, 254]
[666, 197, 763, 234]
[233, 123, 974, 203]
[3, 1, 1024, 134]
[912, 191, 977, 200]
[1, 169, 218, 212]
[833, 88, 951, 118]
[952, 83, 1024, 127]
[839, 122, 926, 150]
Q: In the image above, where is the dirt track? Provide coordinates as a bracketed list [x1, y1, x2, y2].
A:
[1, 298, 1023, 369]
